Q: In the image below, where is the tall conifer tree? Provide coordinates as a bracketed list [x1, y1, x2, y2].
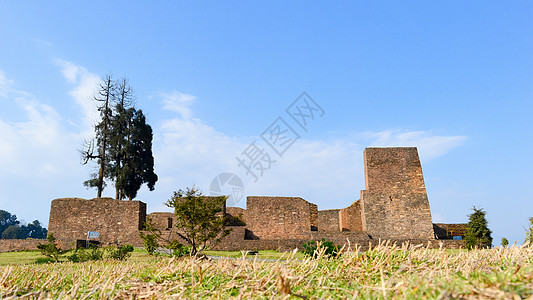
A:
[82, 76, 157, 200]
[464, 207, 492, 249]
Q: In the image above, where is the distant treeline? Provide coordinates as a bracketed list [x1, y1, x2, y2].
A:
[0, 210, 47, 239]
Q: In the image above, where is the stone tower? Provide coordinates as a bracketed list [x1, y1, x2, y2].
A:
[360, 147, 434, 239]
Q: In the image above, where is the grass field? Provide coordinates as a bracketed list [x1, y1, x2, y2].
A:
[1, 243, 532, 299]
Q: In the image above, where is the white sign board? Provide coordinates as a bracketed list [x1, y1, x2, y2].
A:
[87, 231, 100, 239]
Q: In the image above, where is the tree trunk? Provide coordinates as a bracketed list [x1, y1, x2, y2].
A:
[96, 76, 112, 198]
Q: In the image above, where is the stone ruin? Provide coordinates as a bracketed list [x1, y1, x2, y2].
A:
[46, 147, 466, 251]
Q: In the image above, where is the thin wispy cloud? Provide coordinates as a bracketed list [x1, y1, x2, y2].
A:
[0, 63, 469, 223]
[0, 67, 98, 219]
[0, 70, 14, 98]
[0, 71, 73, 177]
[161, 91, 196, 120]
[360, 130, 468, 162]
[151, 92, 468, 209]
[54, 59, 101, 132]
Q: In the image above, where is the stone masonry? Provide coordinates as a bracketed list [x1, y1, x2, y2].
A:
[48, 197, 146, 247]
[34, 147, 465, 253]
[360, 147, 435, 239]
[245, 196, 318, 239]
[339, 200, 363, 232]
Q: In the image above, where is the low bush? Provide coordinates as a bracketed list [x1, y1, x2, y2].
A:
[34, 257, 55, 264]
[501, 237, 509, 247]
[107, 244, 134, 261]
[302, 239, 339, 258]
[139, 218, 161, 255]
[36, 233, 67, 262]
[67, 245, 104, 263]
[165, 240, 191, 257]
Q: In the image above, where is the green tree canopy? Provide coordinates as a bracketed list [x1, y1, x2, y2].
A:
[26, 220, 48, 239]
[525, 217, 533, 244]
[0, 210, 47, 239]
[0, 210, 20, 235]
[464, 206, 492, 249]
[82, 76, 157, 200]
[165, 187, 230, 255]
[1, 225, 26, 239]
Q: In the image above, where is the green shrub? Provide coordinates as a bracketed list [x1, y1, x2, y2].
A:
[34, 257, 55, 264]
[501, 237, 509, 247]
[525, 217, 533, 244]
[107, 244, 134, 261]
[165, 240, 191, 257]
[67, 245, 104, 262]
[36, 233, 67, 262]
[139, 218, 161, 255]
[302, 239, 339, 258]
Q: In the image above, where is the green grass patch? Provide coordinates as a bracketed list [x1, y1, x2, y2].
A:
[1, 244, 533, 298]
[203, 249, 306, 260]
[0, 250, 44, 265]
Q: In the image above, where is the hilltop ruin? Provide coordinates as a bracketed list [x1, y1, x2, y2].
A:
[46, 147, 465, 251]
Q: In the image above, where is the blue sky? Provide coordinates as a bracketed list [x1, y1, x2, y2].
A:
[0, 2, 531, 245]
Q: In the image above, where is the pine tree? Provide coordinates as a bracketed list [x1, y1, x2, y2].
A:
[82, 76, 157, 200]
[113, 109, 157, 200]
[525, 217, 533, 244]
[464, 207, 492, 249]
[81, 75, 115, 197]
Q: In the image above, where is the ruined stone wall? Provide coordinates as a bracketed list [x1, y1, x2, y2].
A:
[0, 239, 40, 252]
[0, 239, 71, 252]
[48, 198, 146, 246]
[360, 148, 434, 239]
[245, 197, 318, 239]
[433, 223, 468, 239]
[339, 200, 363, 232]
[226, 207, 246, 226]
[317, 209, 340, 232]
[148, 212, 174, 231]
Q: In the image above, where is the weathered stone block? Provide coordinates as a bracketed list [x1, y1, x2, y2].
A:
[360, 147, 434, 239]
[245, 196, 318, 239]
[48, 197, 147, 246]
[339, 200, 363, 232]
[318, 209, 340, 232]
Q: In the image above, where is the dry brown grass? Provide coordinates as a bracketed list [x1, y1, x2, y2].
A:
[1, 242, 533, 299]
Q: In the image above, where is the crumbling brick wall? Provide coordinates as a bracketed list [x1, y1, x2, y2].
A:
[360, 147, 434, 239]
[48, 197, 146, 246]
[339, 200, 363, 232]
[433, 223, 468, 239]
[226, 207, 246, 226]
[317, 209, 340, 232]
[148, 212, 174, 231]
[0, 239, 70, 252]
[245, 196, 318, 239]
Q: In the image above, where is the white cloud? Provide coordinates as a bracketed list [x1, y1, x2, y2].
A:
[0, 68, 99, 224]
[0, 70, 14, 98]
[33, 39, 53, 48]
[0, 65, 470, 224]
[54, 59, 101, 131]
[143, 94, 468, 212]
[161, 91, 195, 120]
[0, 73, 73, 177]
[360, 130, 467, 162]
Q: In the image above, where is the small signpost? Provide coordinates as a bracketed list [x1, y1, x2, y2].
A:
[86, 231, 100, 248]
